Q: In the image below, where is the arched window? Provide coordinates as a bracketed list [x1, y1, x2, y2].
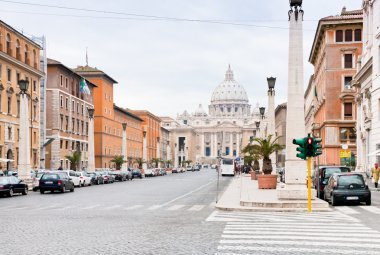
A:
[32, 49, 37, 68]
[15, 39, 20, 60]
[6, 33, 11, 55]
[24, 44, 29, 64]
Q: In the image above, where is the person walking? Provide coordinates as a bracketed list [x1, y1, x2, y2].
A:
[371, 163, 380, 188]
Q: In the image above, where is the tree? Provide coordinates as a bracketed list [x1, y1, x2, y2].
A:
[165, 159, 172, 168]
[242, 144, 260, 171]
[134, 158, 145, 169]
[111, 155, 126, 170]
[250, 135, 284, 175]
[151, 158, 162, 168]
[65, 151, 81, 171]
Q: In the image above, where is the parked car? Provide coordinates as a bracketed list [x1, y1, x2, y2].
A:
[121, 170, 133, 180]
[152, 168, 160, 176]
[39, 172, 74, 194]
[0, 176, 28, 197]
[88, 172, 104, 185]
[172, 168, 179, 173]
[186, 166, 193, 171]
[312, 166, 351, 198]
[323, 172, 371, 206]
[32, 172, 46, 191]
[193, 165, 201, 171]
[159, 168, 167, 176]
[145, 169, 154, 177]
[60, 170, 81, 187]
[132, 169, 143, 179]
[101, 171, 115, 184]
[76, 171, 92, 186]
[202, 164, 210, 169]
[111, 171, 127, 182]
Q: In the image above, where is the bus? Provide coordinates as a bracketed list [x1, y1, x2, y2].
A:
[220, 158, 235, 176]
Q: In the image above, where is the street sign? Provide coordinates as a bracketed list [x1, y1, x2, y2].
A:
[339, 149, 351, 158]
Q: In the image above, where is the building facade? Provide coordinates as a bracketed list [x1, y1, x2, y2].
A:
[164, 66, 261, 166]
[0, 20, 43, 171]
[308, 8, 363, 166]
[354, 0, 380, 174]
[275, 103, 287, 167]
[160, 127, 170, 166]
[45, 59, 95, 170]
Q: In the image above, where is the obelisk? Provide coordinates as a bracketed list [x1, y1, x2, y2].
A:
[278, 0, 308, 199]
[121, 123, 128, 170]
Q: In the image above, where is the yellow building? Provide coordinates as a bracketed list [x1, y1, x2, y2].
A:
[0, 20, 44, 171]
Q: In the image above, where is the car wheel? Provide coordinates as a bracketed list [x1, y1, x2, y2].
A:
[40, 190, 45, 194]
[61, 186, 66, 193]
[97, 180, 100, 185]
[366, 199, 371, 206]
[22, 187, 28, 195]
[82, 181, 85, 187]
[331, 194, 337, 206]
[323, 192, 327, 202]
[77, 182, 81, 188]
[33, 187, 37, 192]
[8, 188, 13, 197]
[70, 186, 74, 192]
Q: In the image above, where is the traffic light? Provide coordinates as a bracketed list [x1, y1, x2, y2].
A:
[293, 138, 306, 160]
[314, 138, 322, 156]
[306, 135, 314, 157]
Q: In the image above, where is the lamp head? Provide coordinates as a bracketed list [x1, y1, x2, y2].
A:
[259, 107, 265, 117]
[290, 0, 302, 7]
[267, 77, 276, 90]
[255, 121, 260, 128]
[122, 123, 127, 130]
[87, 108, 95, 119]
[19, 79, 29, 93]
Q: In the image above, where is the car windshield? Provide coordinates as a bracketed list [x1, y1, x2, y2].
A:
[0, 177, 10, 184]
[36, 173, 44, 178]
[324, 167, 350, 179]
[223, 159, 233, 165]
[338, 175, 364, 186]
[41, 174, 59, 180]
[133, 170, 140, 173]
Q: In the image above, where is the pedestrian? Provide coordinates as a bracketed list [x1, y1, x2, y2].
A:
[58, 166, 63, 170]
[371, 163, 380, 188]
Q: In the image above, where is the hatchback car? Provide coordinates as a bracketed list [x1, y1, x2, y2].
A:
[32, 171, 46, 191]
[312, 166, 351, 198]
[132, 169, 143, 179]
[101, 171, 115, 184]
[39, 172, 75, 194]
[76, 171, 92, 186]
[111, 171, 127, 182]
[87, 172, 104, 185]
[0, 176, 28, 197]
[323, 173, 371, 206]
[145, 169, 154, 177]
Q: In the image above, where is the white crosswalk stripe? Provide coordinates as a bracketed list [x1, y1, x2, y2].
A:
[167, 204, 185, 211]
[148, 205, 162, 210]
[334, 206, 361, 214]
[188, 205, 205, 211]
[208, 210, 380, 255]
[359, 205, 380, 214]
[123, 205, 144, 210]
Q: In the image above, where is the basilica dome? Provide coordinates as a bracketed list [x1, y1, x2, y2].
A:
[211, 65, 249, 104]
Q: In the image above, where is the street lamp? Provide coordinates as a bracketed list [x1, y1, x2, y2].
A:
[87, 108, 94, 119]
[259, 107, 265, 119]
[267, 77, 276, 96]
[87, 108, 95, 172]
[122, 122, 127, 130]
[18, 79, 31, 180]
[255, 121, 260, 129]
[19, 79, 29, 93]
[290, 0, 302, 7]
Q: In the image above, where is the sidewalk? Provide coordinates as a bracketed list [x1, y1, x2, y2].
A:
[216, 174, 330, 212]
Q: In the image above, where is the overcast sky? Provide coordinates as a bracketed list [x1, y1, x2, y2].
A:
[0, 0, 361, 117]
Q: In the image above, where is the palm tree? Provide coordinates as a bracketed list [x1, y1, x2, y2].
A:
[250, 135, 284, 175]
[65, 151, 81, 171]
[134, 158, 145, 169]
[151, 157, 162, 168]
[165, 159, 172, 168]
[242, 144, 260, 171]
[111, 155, 126, 170]
[183, 160, 192, 167]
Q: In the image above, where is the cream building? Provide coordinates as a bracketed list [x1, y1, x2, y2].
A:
[162, 66, 262, 166]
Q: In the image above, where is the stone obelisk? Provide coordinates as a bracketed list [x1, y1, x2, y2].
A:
[121, 123, 128, 170]
[87, 108, 95, 172]
[278, 1, 308, 199]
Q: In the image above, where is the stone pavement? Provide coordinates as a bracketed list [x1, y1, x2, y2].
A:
[216, 174, 330, 212]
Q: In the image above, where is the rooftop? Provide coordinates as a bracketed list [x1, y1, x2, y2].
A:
[74, 65, 118, 84]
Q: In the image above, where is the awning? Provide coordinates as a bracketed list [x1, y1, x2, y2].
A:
[367, 149, 380, 156]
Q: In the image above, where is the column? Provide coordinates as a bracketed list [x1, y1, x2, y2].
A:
[87, 108, 95, 172]
[142, 129, 148, 170]
[200, 133, 205, 157]
[121, 123, 127, 170]
[229, 132, 233, 156]
[213, 133, 217, 157]
[236, 133, 240, 157]
[156, 137, 160, 159]
[167, 142, 171, 167]
[174, 141, 178, 167]
[267, 83, 276, 173]
[279, 2, 308, 200]
[18, 92, 31, 180]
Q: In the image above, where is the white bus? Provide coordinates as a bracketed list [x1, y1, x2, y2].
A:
[220, 158, 235, 176]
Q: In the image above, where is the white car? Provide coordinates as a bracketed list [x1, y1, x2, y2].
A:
[186, 166, 193, 171]
[145, 168, 154, 177]
[61, 170, 81, 187]
[76, 171, 92, 186]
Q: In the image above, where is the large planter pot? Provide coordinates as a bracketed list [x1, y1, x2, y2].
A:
[250, 170, 257, 180]
[257, 174, 277, 189]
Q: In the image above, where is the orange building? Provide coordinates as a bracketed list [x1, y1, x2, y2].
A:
[308, 8, 362, 166]
[131, 110, 161, 165]
[0, 20, 43, 171]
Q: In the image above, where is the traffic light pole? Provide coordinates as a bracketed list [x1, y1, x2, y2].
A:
[307, 157, 312, 212]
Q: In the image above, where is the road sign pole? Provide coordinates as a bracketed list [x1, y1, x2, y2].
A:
[307, 157, 312, 213]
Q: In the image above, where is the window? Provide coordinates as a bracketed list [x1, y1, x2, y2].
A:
[17, 99, 20, 117]
[7, 96, 11, 114]
[72, 142, 75, 150]
[340, 127, 356, 142]
[65, 98, 68, 109]
[71, 100, 74, 112]
[344, 103, 353, 118]
[344, 76, 353, 90]
[81, 104, 84, 115]
[60, 96, 63, 108]
[183, 120, 187, 125]
[65, 78, 68, 88]
[33, 132, 36, 144]
[6, 33, 11, 55]
[17, 128, 19, 141]
[336, 30, 343, 42]
[60, 115, 63, 130]
[345, 29, 352, 42]
[60, 75, 63, 86]
[24, 45, 29, 64]
[60, 139, 63, 149]
[354, 29, 361, 41]
[33, 80, 36, 92]
[7, 68, 11, 82]
[33, 105, 37, 120]
[77, 102, 79, 113]
[65, 140, 68, 149]
[344, 54, 353, 69]
[65, 116, 68, 131]
[0, 64, 2, 80]
[72, 118, 75, 133]
[16, 72, 20, 83]
[15, 39, 20, 60]
[8, 127, 11, 140]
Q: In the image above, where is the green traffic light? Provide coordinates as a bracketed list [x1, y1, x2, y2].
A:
[293, 138, 307, 160]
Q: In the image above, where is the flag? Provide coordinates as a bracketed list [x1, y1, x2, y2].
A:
[80, 78, 91, 95]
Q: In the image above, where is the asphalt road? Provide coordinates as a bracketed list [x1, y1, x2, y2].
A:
[0, 168, 231, 255]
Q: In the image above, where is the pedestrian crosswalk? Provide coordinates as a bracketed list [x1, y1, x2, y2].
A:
[208, 210, 380, 255]
[0, 203, 215, 212]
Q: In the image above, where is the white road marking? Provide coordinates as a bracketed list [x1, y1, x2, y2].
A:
[81, 204, 100, 210]
[167, 205, 185, 211]
[222, 234, 380, 241]
[148, 205, 162, 210]
[188, 205, 205, 211]
[359, 206, 380, 214]
[334, 206, 361, 214]
[123, 205, 143, 210]
[103, 205, 122, 210]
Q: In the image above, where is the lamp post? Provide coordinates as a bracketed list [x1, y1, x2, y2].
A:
[121, 123, 128, 170]
[174, 142, 178, 167]
[142, 129, 147, 170]
[267, 77, 277, 173]
[18, 79, 31, 180]
[259, 107, 265, 119]
[156, 137, 160, 166]
[87, 108, 95, 172]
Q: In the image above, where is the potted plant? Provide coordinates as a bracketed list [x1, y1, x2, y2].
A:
[242, 145, 260, 180]
[110, 155, 126, 170]
[251, 135, 284, 189]
[65, 151, 81, 171]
